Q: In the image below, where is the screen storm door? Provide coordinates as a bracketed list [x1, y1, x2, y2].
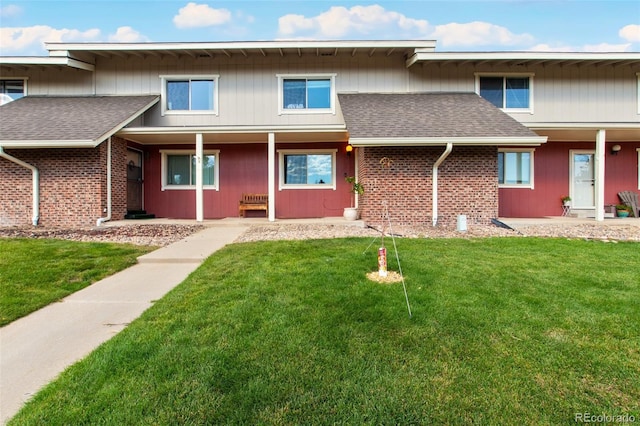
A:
[571, 151, 595, 208]
[127, 149, 143, 211]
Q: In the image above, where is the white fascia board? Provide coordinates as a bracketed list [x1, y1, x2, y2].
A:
[0, 140, 98, 149]
[528, 122, 640, 129]
[0, 56, 94, 71]
[119, 124, 347, 135]
[407, 51, 640, 67]
[348, 136, 548, 147]
[46, 40, 436, 52]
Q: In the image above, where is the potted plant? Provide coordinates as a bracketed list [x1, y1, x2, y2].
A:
[616, 204, 630, 218]
[344, 176, 364, 221]
[561, 196, 571, 207]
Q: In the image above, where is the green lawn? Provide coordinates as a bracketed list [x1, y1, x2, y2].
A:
[0, 238, 154, 326]
[8, 237, 640, 425]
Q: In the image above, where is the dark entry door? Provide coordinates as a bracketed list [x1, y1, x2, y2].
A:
[127, 149, 143, 211]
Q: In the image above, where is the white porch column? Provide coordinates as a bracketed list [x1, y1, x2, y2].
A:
[268, 132, 276, 222]
[594, 129, 606, 222]
[195, 133, 204, 222]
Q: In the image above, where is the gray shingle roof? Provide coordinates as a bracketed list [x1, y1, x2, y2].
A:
[0, 95, 159, 147]
[338, 92, 543, 143]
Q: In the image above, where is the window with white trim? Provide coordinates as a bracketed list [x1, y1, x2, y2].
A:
[277, 74, 336, 115]
[637, 148, 640, 190]
[160, 75, 219, 115]
[476, 73, 533, 112]
[0, 78, 26, 105]
[278, 150, 336, 190]
[498, 148, 534, 188]
[161, 150, 219, 190]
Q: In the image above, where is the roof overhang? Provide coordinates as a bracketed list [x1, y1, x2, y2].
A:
[44, 40, 436, 62]
[0, 56, 95, 71]
[348, 136, 546, 147]
[119, 125, 348, 145]
[407, 51, 640, 68]
[528, 122, 640, 142]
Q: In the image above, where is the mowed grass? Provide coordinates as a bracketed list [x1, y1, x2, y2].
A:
[8, 237, 640, 424]
[0, 238, 154, 325]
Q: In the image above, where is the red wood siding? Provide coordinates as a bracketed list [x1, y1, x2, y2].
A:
[499, 141, 640, 217]
[142, 142, 354, 219]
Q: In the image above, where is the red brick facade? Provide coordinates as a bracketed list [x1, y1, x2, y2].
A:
[358, 146, 498, 227]
[0, 137, 127, 227]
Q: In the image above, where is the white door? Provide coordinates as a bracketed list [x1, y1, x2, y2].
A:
[570, 151, 595, 208]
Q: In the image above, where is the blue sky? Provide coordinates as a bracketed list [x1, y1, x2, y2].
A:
[1, 0, 639, 56]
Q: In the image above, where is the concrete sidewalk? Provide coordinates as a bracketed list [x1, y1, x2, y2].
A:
[0, 225, 247, 425]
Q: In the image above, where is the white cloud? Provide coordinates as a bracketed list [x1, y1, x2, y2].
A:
[278, 5, 429, 39]
[0, 25, 100, 55]
[430, 21, 534, 48]
[619, 24, 640, 42]
[173, 2, 232, 29]
[108, 26, 149, 43]
[582, 42, 632, 52]
[529, 42, 632, 53]
[0, 4, 22, 18]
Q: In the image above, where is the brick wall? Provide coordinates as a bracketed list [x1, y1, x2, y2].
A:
[0, 137, 128, 227]
[358, 146, 498, 227]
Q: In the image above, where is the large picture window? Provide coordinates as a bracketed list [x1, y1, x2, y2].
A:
[161, 150, 219, 190]
[476, 74, 533, 112]
[498, 149, 534, 188]
[277, 74, 336, 115]
[278, 150, 336, 189]
[160, 75, 219, 115]
[0, 79, 25, 105]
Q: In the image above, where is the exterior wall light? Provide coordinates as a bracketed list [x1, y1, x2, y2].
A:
[611, 144, 622, 155]
[346, 144, 353, 156]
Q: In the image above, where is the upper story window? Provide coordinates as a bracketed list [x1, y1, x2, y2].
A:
[476, 73, 533, 113]
[160, 150, 219, 191]
[278, 149, 336, 190]
[277, 74, 336, 115]
[498, 148, 534, 189]
[160, 75, 219, 115]
[0, 79, 26, 105]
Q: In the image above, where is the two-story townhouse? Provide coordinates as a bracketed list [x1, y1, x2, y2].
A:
[1, 40, 639, 228]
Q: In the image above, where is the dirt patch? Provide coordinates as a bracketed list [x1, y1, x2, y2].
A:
[366, 270, 404, 284]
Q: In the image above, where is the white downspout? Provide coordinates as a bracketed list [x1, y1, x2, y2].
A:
[96, 137, 112, 226]
[432, 143, 453, 227]
[0, 146, 39, 226]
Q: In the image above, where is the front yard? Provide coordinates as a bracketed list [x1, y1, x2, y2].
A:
[7, 237, 640, 424]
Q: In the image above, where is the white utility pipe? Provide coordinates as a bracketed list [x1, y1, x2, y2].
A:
[432, 143, 453, 227]
[96, 137, 112, 226]
[0, 146, 40, 226]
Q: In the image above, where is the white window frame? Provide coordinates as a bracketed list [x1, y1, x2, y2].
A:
[278, 149, 337, 190]
[159, 75, 219, 116]
[498, 148, 535, 189]
[160, 149, 220, 191]
[0, 77, 28, 104]
[277, 74, 336, 115]
[475, 73, 534, 114]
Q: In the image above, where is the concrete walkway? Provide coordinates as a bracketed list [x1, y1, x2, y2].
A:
[0, 225, 247, 425]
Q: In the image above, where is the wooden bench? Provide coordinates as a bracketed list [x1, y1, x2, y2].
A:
[238, 193, 268, 217]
